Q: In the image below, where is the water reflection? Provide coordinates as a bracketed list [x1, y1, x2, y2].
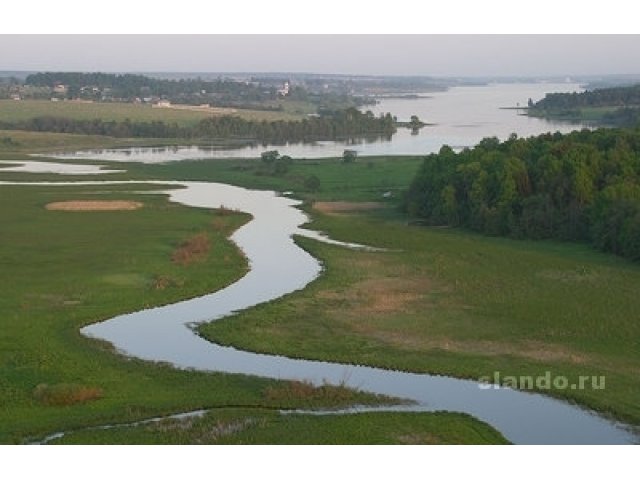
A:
[42, 83, 590, 163]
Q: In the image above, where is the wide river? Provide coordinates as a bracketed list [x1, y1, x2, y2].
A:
[50, 82, 588, 162]
[13, 83, 637, 444]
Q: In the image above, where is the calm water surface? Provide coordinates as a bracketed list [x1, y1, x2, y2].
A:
[46, 83, 587, 163]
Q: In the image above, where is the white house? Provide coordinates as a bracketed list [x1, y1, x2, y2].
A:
[277, 81, 290, 97]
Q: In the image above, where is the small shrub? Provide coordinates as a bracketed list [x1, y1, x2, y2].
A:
[153, 274, 184, 290]
[0, 136, 19, 147]
[342, 149, 358, 163]
[304, 174, 321, 192]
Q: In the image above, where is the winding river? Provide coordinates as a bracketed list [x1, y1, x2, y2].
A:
[3, 83, 637, 444]
[2, 167, 637, 445]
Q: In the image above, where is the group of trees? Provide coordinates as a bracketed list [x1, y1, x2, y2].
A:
[529, 84, 640, 127]
[404, 128, 640, 261]
[25, 72, 274, 104]
[0, 108, 396, 144]
[533, 84, 640, 110]
[192, 108, 395, 142]
[260, 150, 293, 175]
[259, 150, 320, 191]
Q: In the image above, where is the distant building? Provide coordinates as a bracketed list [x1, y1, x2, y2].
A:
[154, 100, 172, 108]
[277, 81, 290, 97]
[53, 84, 67, 94]
[10, 94, 21, 101]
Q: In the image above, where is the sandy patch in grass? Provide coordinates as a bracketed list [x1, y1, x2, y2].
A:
[313, 201, 384, 215]
[376, 334, 591, 365]
[312, 253, 592, 366]
[45, 200, 143, 211]
[318, 277, 430, 315]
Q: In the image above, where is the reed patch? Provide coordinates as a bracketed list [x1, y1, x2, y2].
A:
[33, 383, 103, 406]
[172, 233, 211, 265]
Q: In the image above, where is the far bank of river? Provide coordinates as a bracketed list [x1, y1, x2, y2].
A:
[46, 82, 587, 163]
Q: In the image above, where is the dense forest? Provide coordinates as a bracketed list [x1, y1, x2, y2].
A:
[0, 108, 396, 143]
[404, 128, 640, 261]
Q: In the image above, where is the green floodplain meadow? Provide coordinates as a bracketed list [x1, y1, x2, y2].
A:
[1, 129, 639, 444]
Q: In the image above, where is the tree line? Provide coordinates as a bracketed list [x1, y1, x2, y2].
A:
[25, 72, 272, 102]
[403, 128, 640, 261]
[533, 84, 640, 110]
[0, 108, 396, 144]
[528, 84, 640, 127]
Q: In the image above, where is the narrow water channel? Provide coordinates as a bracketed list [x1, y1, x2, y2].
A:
[3, 177, 637, 445]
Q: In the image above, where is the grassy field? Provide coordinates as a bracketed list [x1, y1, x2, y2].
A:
[0, 99, 306, 126]
[0, 184, 398, 443]
[126, 155, 425, 202]
[0, 179, 506, 444]
[51, 408, 508, 444]
[200, 205, 640, 425]
[3, 128, 639, 442]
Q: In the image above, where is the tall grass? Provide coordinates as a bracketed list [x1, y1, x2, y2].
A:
[33, 384, 103, 406]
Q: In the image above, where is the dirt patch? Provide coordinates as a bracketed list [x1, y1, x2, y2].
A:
[45, 200, 143, 211]
[312, 254, 592, 366]
[313, 201, 384, 215]
[318, 276, 430, 315]
[352, 323, 591, 365]
[33, 383, 103, 406]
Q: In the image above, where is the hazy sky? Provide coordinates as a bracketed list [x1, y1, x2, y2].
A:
[1, 35, 639, 77]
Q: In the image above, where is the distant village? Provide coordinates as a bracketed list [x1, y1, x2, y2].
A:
[5, 79, 292, 106]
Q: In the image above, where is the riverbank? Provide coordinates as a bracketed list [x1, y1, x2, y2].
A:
[0, 180, 504, 444]
[200, 201, 640, 426]
[4, 152, 639, 431]
[49, 409, 508, 444]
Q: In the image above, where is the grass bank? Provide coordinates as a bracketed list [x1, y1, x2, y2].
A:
[200, 205, 640, 425]
[51, 408, 508, 444]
